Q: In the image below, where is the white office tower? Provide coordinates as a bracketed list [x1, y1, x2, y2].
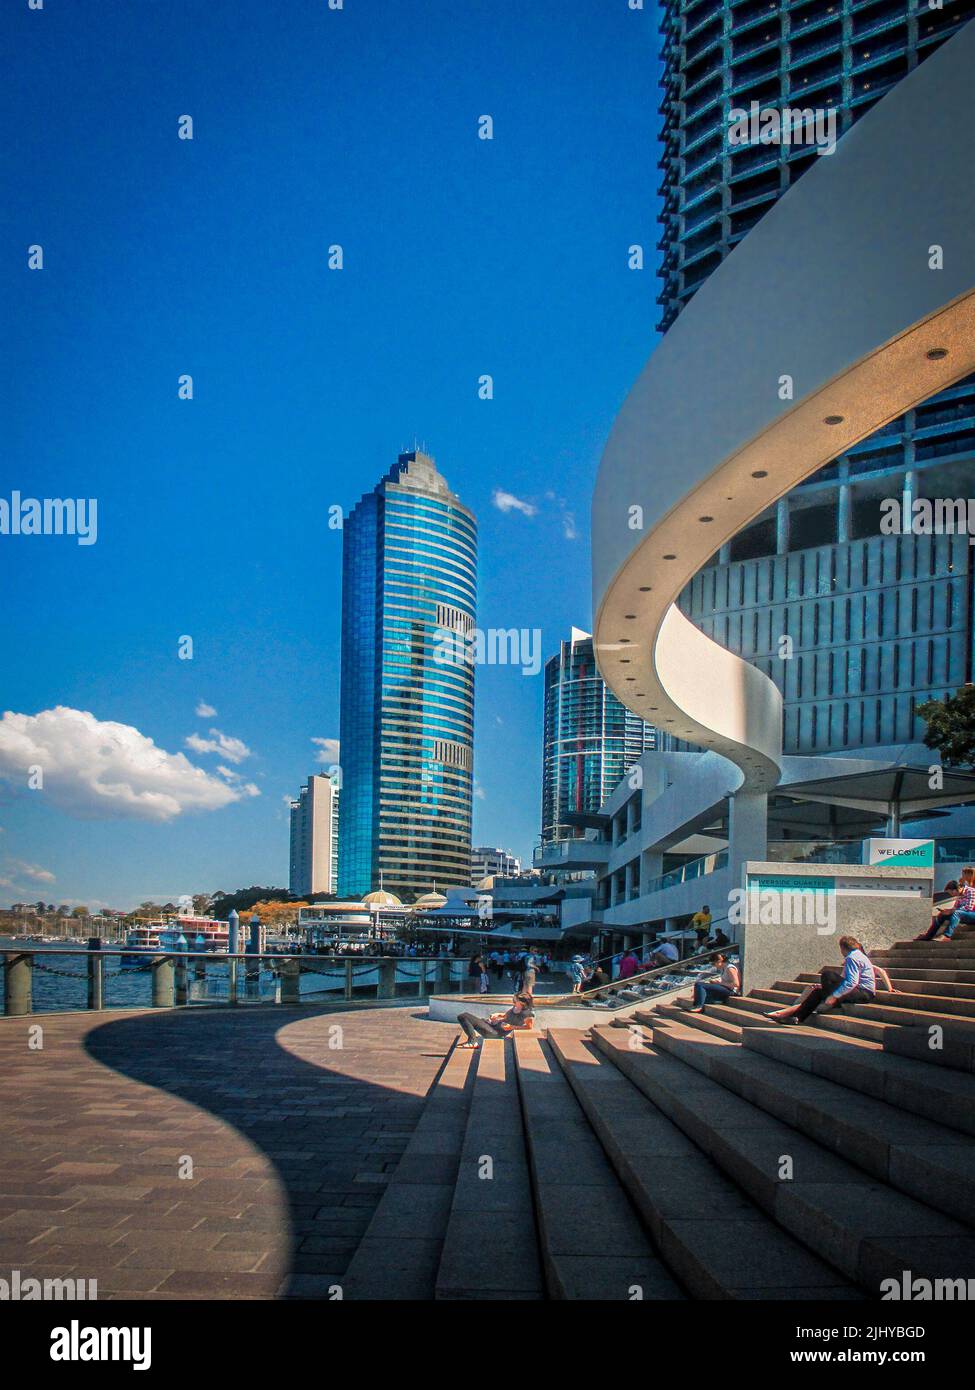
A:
[289, 774, 340, 897]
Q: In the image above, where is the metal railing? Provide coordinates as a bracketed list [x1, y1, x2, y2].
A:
[546, 943, 740, 1012]
[0, 948, 469, 1017]
[640, 849, 729, 898]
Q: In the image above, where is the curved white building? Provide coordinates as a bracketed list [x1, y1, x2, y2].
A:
[589, 22, 975, 947]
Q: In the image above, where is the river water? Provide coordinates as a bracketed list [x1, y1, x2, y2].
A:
[0, 938, 470, 1014]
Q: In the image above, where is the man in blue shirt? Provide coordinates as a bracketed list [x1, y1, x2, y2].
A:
[769, 936, 894, 1025]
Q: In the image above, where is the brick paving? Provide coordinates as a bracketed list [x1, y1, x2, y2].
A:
[0, 1004, 456, 1299]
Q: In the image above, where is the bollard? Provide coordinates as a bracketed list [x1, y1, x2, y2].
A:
[436, 958, 452, 994]
[87, 939, 104, 1011]
[228, 955, 238, 1005]
[152, 954, 175, 1008]
[280, 957, 300, 1006]
[4, 952, 32, 1016]
[377, 958, 397, 1000]
[417, 960, 428, 998]
[344, 958, 354, 1001]
[175, 953, 189, 1006]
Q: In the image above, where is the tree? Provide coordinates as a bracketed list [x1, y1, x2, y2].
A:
[71, 905, 89, 918]
[247, 900, 307, 927]
[210, 887, 296, 919]
[918, 685, 975, 767]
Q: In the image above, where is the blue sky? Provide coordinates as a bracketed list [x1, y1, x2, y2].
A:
[1, 0, 661, 910]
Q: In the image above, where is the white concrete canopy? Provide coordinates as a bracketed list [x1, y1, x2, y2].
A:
[592, 23, 975, 794]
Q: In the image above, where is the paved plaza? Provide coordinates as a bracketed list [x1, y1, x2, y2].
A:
[0, 1004, 457, 1299]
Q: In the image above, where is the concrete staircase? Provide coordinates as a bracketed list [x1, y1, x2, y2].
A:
[346, 932, 975, 1298]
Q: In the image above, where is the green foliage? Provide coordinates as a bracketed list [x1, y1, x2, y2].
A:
[918, 685, 975, 768]
[210, 886, 296, 919]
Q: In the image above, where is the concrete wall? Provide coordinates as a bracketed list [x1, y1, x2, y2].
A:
[740, 861, 933, 994]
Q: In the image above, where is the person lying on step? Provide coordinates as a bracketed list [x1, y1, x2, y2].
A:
[456, 992, 535, 1050]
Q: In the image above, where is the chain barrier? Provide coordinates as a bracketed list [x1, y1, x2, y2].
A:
[30, 959, 88, 980]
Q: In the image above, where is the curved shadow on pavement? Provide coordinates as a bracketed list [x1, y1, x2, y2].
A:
[83, 1003, 453, 1298]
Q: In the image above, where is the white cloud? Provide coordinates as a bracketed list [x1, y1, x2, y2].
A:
[215, 765, 260, 797]
[492, 489, 537, 518]
[312, 736, 340, 765]
[562, 511, 579, 541]
[0, 707, 258, 822]
[5, 858, 56, 884]
[195, 701, 217, 718]
[185, 728, 252, 764]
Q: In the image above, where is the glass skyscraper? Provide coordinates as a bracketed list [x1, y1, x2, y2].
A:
[337, 451, 477, 901]
[657, 0, 975, 757]
[541, 629, 657, 846]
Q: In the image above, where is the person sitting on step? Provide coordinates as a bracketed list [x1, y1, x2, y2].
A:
[687, 953, 740, 1013]
[916, 880, 960, 941]
[650, 939, 680, 969]
[767, 937, 895, 1025]
[938, 866, 975, 941]
[457, 992, 535, 1049]
[585, 961, 611, 995]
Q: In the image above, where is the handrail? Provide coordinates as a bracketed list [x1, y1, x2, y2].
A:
[0, 948, 460, 961]
[543, 943, 739, 1009]
[641, 848, 729, 897]
[0, 947, 469, 1017]
[577, 909, 735, 975]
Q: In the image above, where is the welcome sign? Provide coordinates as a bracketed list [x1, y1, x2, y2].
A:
[862, 838, 935, 868]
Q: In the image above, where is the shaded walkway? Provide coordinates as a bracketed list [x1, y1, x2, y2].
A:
[0, 1004, 455, 1298]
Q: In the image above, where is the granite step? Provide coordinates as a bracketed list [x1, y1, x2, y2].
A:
[649, 1018, 975, 1226]
[547, 1029, 859, 1301]
[882, 968, 975, 983]
[647, 1003, 744, 1042]
[739, 1023, 975, 1138]
[434, 1040, 544, 1300]
[875, 950, 975, 966]
[588, 1024, 975, 1294]
[756, 984, 975, 1028]
[673, 993, 893, 1045]
[711, 992, 975, 1070]
[343, 1041, 477, 1300]
[848, 997, 975, 1030]
[512, 1032, 682, 1300]
[873, 1014, 975, 1073]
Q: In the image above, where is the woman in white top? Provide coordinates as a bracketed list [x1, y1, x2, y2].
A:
[687, 954, 740, 1013]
